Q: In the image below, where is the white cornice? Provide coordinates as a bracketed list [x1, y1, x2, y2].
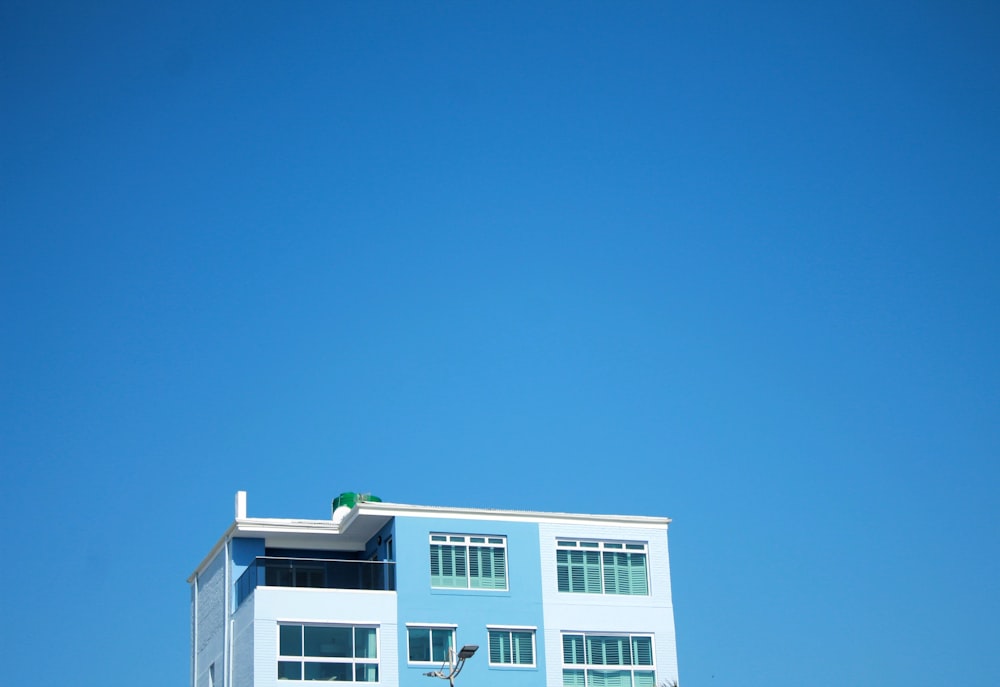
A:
[187, 522, 236, 584]
[233, 517, 344, 535]
[355, 501, 671, 528]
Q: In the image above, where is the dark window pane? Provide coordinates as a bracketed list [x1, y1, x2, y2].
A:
[431, 629, 453, 662]
[355, 627, 377, 659]
[279, 626, 302, 657]
[409, 628, 430, 662]
[304, 626, 352, 658]
[356, 664, 379, 682]
[304, 662, 351, 681]
[278, 661, 301, 680]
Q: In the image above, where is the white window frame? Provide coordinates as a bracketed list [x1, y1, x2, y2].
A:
[486, 625, 537, 668]
[555, 539, 650, 595]
[429, 533, 508, 591]
[277, 622, 379, 683]
[561, 632, 656, 687]
[405, 623, 457, 665]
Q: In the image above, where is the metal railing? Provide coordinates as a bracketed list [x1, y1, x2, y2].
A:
[235, 556, 396, 607]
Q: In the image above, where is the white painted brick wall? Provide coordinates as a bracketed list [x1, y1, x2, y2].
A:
[232, 596, 254, 687]
[190, 585, 196, 687]
[195, 550, 226, 687]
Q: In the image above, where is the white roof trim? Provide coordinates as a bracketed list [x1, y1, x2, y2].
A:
[233, 517, 345, 535]
[276, 617, 390, 626]
[357, 501, 671, 527]
[187, 522, 236, 584]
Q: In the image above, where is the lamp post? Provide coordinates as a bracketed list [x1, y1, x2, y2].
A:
[422, 644, 478, 687]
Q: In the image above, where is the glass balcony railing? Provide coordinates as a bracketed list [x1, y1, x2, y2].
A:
[235, 557, 396, 608]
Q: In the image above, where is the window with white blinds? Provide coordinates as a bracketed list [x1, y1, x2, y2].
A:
[556, 540, 648, 595]
[487, 628, 535, 667]
[562, 633, 655, 687]
[429, 534, 507, 590]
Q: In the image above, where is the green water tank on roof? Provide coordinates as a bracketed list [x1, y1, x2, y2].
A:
[332, 491, 383, 512]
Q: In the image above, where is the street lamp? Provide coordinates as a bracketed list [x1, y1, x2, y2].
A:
[422, 645, 478, 687]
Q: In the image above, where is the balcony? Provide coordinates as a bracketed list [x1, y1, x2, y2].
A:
[235, 556, 396, 608]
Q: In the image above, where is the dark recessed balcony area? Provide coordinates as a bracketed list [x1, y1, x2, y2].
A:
[236, 557, 396, 608]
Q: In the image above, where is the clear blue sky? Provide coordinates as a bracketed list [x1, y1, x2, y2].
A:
[2, 2, 998, 685]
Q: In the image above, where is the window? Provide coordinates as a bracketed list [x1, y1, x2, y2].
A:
[556, 540, 648, 595]
[278, 624, 378, 682]
[487, 628, 535, 667]
[407, 626, 455, 664]
[562, 633, 655, 687]
[429, 534, 507, 590]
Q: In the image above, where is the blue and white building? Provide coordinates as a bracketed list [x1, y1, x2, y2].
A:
[189, 491, 680, 687]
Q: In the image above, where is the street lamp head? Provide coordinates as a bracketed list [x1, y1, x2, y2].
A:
[422, 644, 477, 684]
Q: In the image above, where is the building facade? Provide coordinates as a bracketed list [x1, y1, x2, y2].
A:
[189, 492, 679, 687]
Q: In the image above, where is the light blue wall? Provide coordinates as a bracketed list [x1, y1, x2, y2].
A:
[394, 516, 546, 687]
[232, 537, 265, 571]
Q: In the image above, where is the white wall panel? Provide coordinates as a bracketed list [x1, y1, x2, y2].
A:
[232, 596, 254, 687]
[251, 588, 398, 687]
[538, 521, 678, 686]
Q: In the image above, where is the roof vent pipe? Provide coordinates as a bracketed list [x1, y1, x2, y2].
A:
[235, 491, 247, 519]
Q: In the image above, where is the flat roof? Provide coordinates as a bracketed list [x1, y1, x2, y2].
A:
[187, 499, 670, 582]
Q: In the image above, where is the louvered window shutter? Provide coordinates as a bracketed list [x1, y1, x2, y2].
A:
[454, 545, 467, 583]
[571, 551, 586, 592]
[556, 549, 571, 591]
[429, 545, 442, 587]
[512, 631, 533, 664]
[563, 634, 585, 664]
[489, 631, 509, 664]
[584, 551, 601, 593]
[634, 671, 657, 687]
[596, 669, 632, 687]
[493, 547, 507, 589]
[632, 636, 653, 666]
[629, 553, 649, 595]
[431, 544, 469, 588]
[470, 546, 493, 589]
